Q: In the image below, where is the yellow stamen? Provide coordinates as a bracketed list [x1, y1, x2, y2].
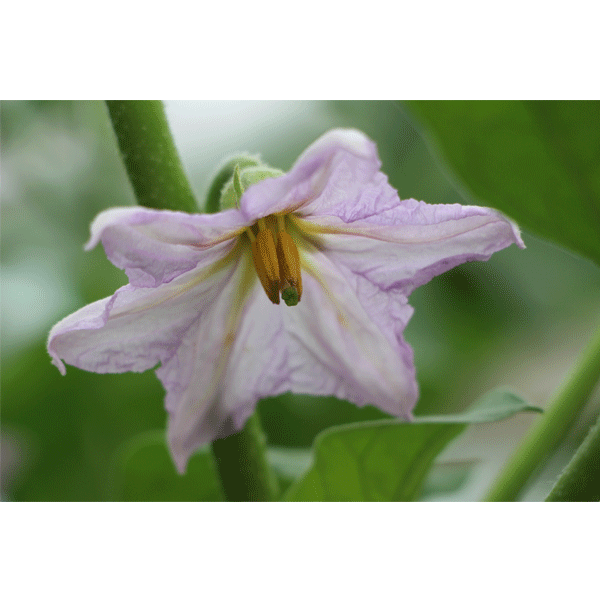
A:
[249, 214, 303, 306]
[245, 227, 256, 242]
[276, 229, 302, 306]
[251, 228, 280, 304]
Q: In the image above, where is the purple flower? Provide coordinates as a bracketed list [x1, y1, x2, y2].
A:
[47, 129, 524, 472]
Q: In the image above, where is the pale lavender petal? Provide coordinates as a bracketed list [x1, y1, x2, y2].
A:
[161, 254, 290, 473]
[239, 129, 394, 221]
[283, 249, 418, 419]
[47, 243, 240, 377]
[282, 204, 522, 372]
[48, 127, 528, 476]
[86, 206, 250, 287]
[295, 201, 524, 297]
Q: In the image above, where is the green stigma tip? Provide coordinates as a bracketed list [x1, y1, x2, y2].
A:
[282, 287, 299, 307]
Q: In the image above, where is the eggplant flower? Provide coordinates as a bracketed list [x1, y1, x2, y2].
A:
[47, 129, 525, 472]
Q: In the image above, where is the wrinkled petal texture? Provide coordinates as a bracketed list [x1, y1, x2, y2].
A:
[299, 199, 524, 298]
[240, 128, 398, 221]
[87, 206, 249, 287]
[48, 239, 293, 473]
[161, 252, 291, 472]
[239, 129, 524, 428]
[49, 128, 526, 473]
[288, 204, 523, 401]
[47, 242, 241, 376]
[286, 250, 418, 418]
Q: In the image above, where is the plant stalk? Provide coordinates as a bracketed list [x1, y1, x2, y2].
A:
[484, 322, 600, 501]
[106, 100, 197, 212]
[106, 100, 279, 501]
[212, 413, 280, 501]
[545, 413, 600, 501]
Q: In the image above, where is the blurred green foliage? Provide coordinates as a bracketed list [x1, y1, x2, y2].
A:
[284, 390, 541, 501]
[112, 432, 223, 501]
[404, 101, 600, 266]
[2, 101, 599, 501]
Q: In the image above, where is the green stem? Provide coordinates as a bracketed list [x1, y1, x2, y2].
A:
[106, 101, 279, 501]
[545, 413, 600, 502]
[211, 413, 280, 501]
[106, 100, 198, 212]
[485, 322, 600, 501]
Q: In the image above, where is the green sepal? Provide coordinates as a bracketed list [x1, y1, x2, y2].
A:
[204, 153, 262, 213]
[219, 164, 284, 211]
[239, 165, 284, 189]
[233, 164, 244, 205]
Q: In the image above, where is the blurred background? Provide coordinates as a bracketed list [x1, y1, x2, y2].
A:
[2, 100, 599, 501]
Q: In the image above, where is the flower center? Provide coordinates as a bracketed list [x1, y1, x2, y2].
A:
[247, 215, 302, 306]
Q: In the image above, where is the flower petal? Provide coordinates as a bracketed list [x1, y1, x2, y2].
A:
[47, 242, 240, 376]
[295, 201, 525, 297]
[86, 206, 250, 287]
[239, 129, 396, 221]
[283, 248, 419, 419]
[161, 253, 290, 472]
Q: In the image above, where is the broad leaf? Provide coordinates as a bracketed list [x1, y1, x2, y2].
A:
[546, 414, 600, 502]
[112, 431, 223, 501]
[284, 389, 542, 501]
[267, 447, 313, 495]
[403, 101, 600, 266]
[419, 461, 475, 500]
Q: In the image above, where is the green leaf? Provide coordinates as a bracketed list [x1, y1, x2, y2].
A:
[419, 461, 475, 500]
[112, 431, 223, 501]
[267, 446, 313, 494]
[485, 324, 600, 501]
[546, 414, 600, 502]
[284, 389, 541, 501]
[403, 101, 600, 266]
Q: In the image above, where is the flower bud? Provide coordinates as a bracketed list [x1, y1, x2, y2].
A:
[251, 229, 280, 304]
[240, 166, 284, 190]
[209, 154, 262, 211]
[215, 158, 283, 211]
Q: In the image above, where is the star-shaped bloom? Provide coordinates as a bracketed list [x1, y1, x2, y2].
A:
[48, 129, 524, 472]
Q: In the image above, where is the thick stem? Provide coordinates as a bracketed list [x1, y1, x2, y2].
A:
[484, 322, 600, 501]
[545, 413, 600, 502]
[105, 101, 279, 500]
[211, 413, 280, 501]
[106, 100, 198, 213]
